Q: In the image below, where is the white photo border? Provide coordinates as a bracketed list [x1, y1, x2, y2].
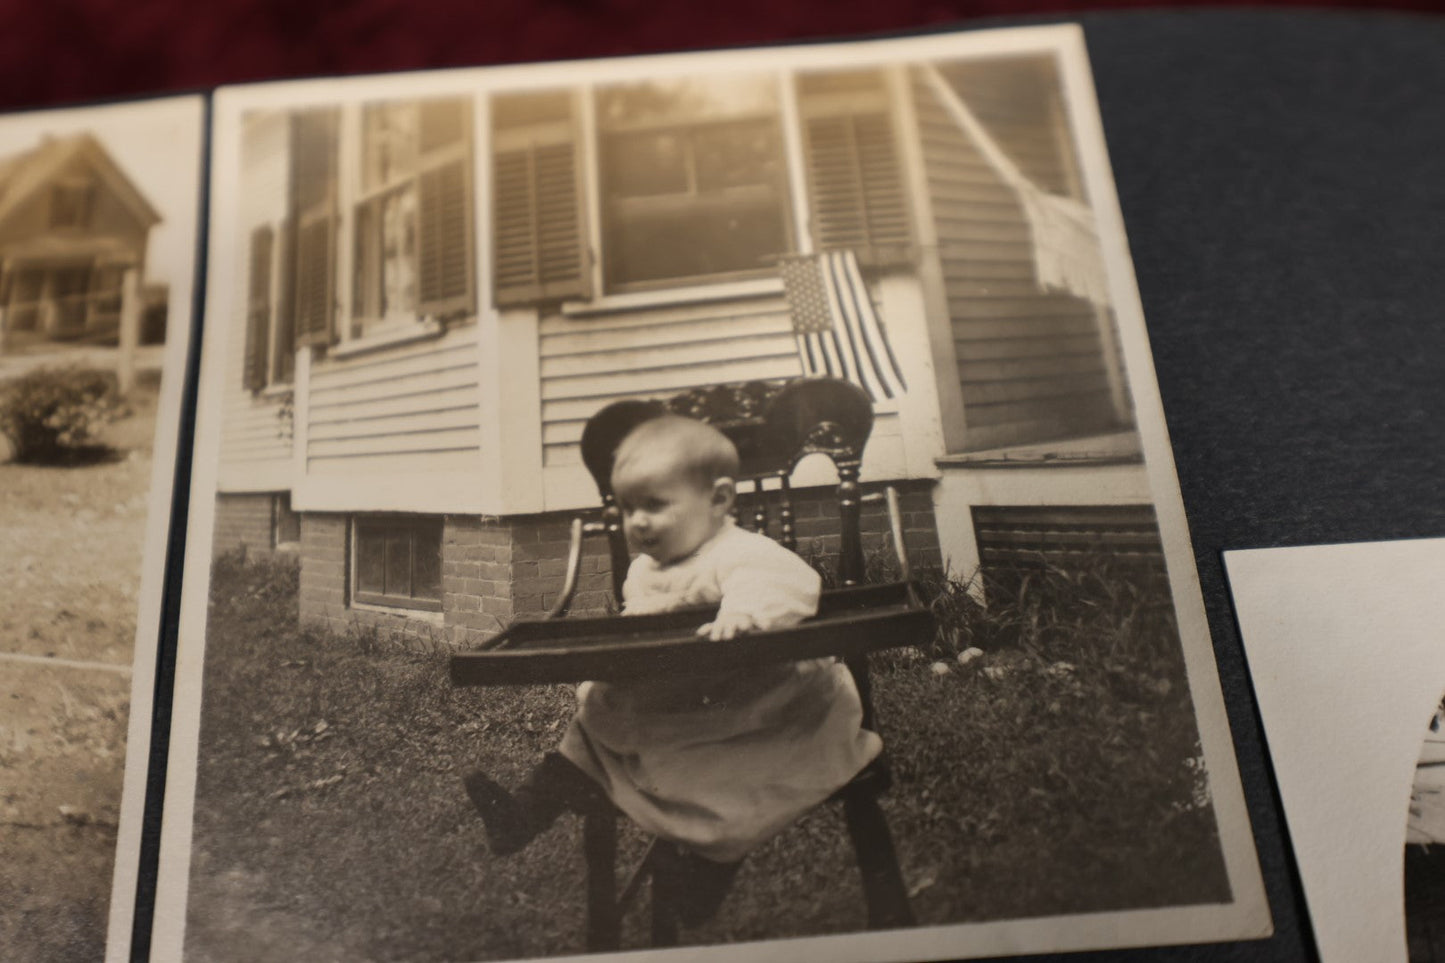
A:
[156, 24, 1271, 962]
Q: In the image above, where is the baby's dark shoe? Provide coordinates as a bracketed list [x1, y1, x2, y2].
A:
[672, 850, 742, 927]
[465, 753, 606, 856]
[464, 771, 537, 856]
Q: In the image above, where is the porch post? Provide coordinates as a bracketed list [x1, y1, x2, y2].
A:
[39, 271, 56, 336]
[117, 268, 140, 396]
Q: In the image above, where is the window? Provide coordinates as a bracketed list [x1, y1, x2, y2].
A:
[50, 265, 92, 334]
[351, 515, 443, 611]
[489, 69, 914, 309]
[352, 98, 474, 337]
[595, 76, 793, 292]
[6, 269, 44, 331]
[49, 181, 94, 228]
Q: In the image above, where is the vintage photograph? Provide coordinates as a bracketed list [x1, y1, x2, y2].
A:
[0, 96, 203, 961]
[158, 25, 1268, 962]
[1408, 696, 1445, 961]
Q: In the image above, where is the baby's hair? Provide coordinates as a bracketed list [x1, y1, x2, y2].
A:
[612, 415, 740, 491]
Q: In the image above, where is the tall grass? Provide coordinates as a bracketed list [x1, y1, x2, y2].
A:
[186, 551, 1228, 961]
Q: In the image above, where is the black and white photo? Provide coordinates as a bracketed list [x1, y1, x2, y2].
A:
[0, 95, 203, 962]
[158, 25, 1269, 962]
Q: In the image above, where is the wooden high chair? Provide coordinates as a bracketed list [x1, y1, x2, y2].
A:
[451, 376, 933, 949]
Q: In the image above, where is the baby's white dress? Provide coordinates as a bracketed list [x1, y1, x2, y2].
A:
[557, 518, 882, 862]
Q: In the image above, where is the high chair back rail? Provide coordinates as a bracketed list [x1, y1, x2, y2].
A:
[450, 377, 932, 949]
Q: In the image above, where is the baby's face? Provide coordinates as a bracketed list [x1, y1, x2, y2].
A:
[613, 458, 727, 566]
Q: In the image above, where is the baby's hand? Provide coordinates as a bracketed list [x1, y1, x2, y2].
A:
[697, 611, 758, 641]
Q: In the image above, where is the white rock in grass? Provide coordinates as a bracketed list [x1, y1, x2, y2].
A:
[956, 647, 984, 666]
[930, 661, 951, 676]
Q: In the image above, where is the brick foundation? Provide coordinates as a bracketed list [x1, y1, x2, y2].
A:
[294, 478, 943, 648]
[213, 492, 291, 561]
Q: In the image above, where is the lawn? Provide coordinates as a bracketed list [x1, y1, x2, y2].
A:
[184, 552, 1231, 961]
[0, 370, 161, 962]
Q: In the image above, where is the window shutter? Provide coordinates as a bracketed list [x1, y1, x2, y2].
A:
[290, 110, 339, 347]
[243, 226, 273, 391]
[492, 94, 591, 309]
[272, 218, 297, 383]
[417, 98, 475, 319]
[801, 108, 913, 268]
[293, 214, 334, 346]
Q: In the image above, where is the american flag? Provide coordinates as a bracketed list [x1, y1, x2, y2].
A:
[780, 250, 907, 402]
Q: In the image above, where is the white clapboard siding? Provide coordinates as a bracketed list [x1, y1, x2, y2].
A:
[911, 73, 1117, 451]
[220, 116, 293, 487]
[305, 324, 484, 475]
[538, 295, 805, 469]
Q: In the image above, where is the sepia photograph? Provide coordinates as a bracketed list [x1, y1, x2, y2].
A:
[158, 25, 1268, 963]
[1407, 697, 1445, 961]
[0, 95, 203, 962]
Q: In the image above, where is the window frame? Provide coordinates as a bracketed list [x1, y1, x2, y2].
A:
[349, 514, 444, 613]
[349, 99, 473, 340]
[584, 72, 806, 298]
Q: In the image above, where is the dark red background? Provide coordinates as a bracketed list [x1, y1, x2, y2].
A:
[1, 0, 1439, 111]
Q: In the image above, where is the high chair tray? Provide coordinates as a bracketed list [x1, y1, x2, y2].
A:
[450, 582, 934, 687]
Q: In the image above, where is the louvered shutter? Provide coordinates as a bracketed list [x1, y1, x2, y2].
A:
[417, 99, 475, 318]
[272, 218, 297, 383]
[492, 94, 591, 309]
[290, 110, 339, 347]
[243, 226, 273, 391]
[293, 214, 334, 346]
[798, 81, 913, 268]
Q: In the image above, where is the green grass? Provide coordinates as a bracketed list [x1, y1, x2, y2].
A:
[185, 552, 1229, 961]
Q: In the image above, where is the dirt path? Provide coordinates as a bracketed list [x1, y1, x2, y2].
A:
[0, 377, 160, 960]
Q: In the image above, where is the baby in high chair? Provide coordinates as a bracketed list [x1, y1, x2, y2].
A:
[466, 414, 881, 922]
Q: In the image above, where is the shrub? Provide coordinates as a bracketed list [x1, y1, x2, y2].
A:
[0, 366, 122, 464]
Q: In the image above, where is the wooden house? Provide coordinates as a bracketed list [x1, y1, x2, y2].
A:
[212, 52, 1165, 645]
[0, 134, 161, 351]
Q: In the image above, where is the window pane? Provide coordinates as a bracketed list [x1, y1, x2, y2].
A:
[363, 103, 420, 190]
[493, 91, 572, 131]
[357, 527, 386, 595]
[606, 194, 788, 287]
[292, 110, 339, 212]
[601, 130, 688, 198]
[412, 523, 442, 601]
[692, 122, 783, 191]
[418, 98, 468, 154]
[595, 74, 790, 290]
[596, 75, 778, 128]
[385, 531, 412, 598]
[379, 187, 419, 318]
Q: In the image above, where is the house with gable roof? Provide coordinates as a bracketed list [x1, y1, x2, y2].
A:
[0, 133, 164, 354]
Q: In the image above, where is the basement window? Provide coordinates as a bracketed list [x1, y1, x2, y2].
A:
[351, 515, 443, 612]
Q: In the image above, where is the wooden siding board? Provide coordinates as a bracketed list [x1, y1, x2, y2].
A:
[951, 315, 1100, 343]
[308, 385, 479, 423]
[306, 448, 482, 477]
[541, 354, 802, 403]
[308, 404, 480, 442]
[540, 332, 798, 380]
[540, 312, 790, 358]
[308, 426, 481, 458]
